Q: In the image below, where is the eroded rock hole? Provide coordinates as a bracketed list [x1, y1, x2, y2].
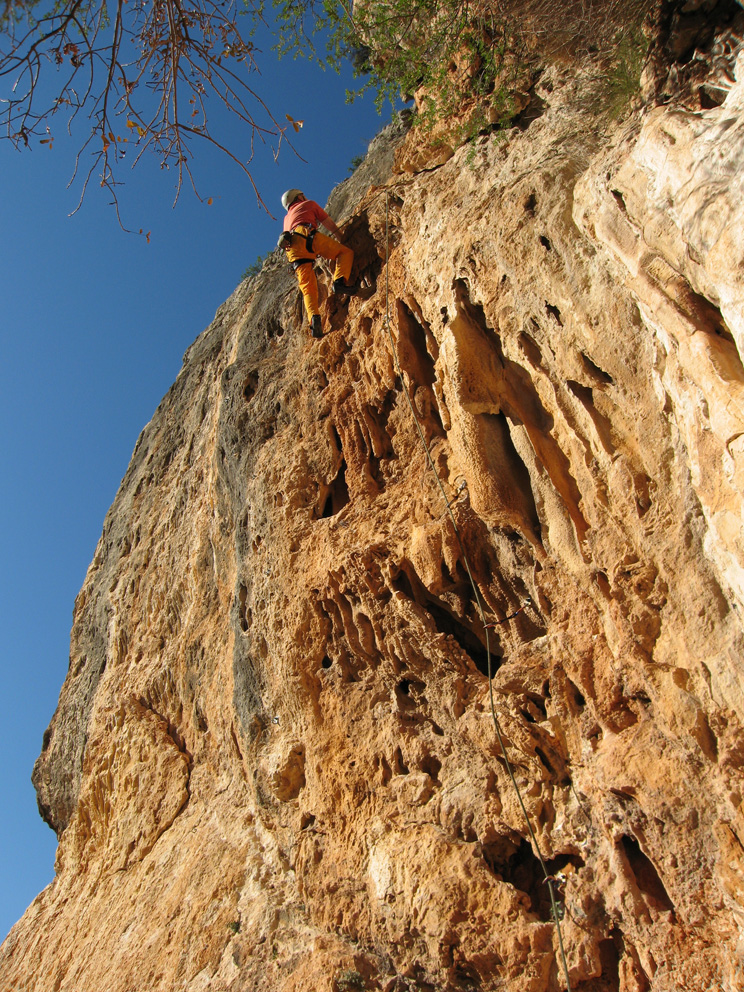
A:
[420, 754, 441, 781]
[566, 679, 586, 710]
[391, 567, 500, 678]
[595, 570, 611, 599]
[393, 747, 409, 775]
[440, 560, 457, 587]
[514, 94, 546, 130]
[243, 372, 258, 403]
[667, 1, 741, 67]
[535, 746, 556, 776]
[611, 189, 628, 214]
[620, 835, 674, 912]
[595, 937, 622, 992]
[397, 677, 425, 706]
[567, 379, 614, 454]
[194, 705, 208, 733]
[521, 693, 548, 724]
[545, 302, 563, 325]
[699, 85, 726, 109]
[238, 584, 250, 633]
[481, 412, 542, 537]
[587, 723, 603, 745]
[320, 460, 349, 517]
[567, 379, 592, 405]
[684, 288, 744, 379]
[519, 331, 544, 369]
[524, 193, 537, 214]
[390, 568, 415, 601]
[425, 597, 499, 678]
[539, 235, 552, 251]
[265, 317, 286, 340]
[330, 424, 343, 452]
[376, 754, 392, 785]
[396, 299, 439, 389]
[581, 352, 614, 385]
[494, 844, 584, 923]
[343, 210, 383, 287]
[321, 656, 332, 669]
[454, 964, 479, 986]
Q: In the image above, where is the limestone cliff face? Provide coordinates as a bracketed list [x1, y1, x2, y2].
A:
[4, 15, 744, 992]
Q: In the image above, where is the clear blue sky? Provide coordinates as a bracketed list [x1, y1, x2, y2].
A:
[0, 14, 394, 942]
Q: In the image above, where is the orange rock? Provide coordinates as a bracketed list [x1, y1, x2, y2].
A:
[4, 40, 744, 992]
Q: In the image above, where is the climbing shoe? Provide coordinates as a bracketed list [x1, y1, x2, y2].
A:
[311, 315, 323, 338]
[333, 278, 360, 297]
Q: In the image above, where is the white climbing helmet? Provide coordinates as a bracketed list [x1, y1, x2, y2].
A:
[281, 188, 304, 210]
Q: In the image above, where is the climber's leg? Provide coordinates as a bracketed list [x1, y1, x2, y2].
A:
[312, 230, 354, 286]
[293, 261, 320, 323]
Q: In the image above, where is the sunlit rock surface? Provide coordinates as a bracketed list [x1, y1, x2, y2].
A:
[3, 26, 744, 992]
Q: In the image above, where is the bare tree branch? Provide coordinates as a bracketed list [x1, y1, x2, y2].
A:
[1, 0, 305, 227]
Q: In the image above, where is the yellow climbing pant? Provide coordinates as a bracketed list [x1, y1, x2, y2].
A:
[286, 225, 354, 322]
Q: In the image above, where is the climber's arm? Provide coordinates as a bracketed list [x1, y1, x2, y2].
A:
[316, 209, 343, 241]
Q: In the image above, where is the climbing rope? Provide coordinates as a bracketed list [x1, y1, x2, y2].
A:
[382, 192, 572, 991]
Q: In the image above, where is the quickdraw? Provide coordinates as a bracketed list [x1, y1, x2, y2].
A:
[484, 597, 532, 628]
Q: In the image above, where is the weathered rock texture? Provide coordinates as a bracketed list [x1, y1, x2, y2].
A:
[3, 10, 744, 992]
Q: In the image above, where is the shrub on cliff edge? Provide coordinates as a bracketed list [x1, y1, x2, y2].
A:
[273, 0, 658, 138]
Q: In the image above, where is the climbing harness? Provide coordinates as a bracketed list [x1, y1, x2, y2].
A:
[382, 191, 573, 992]
[279, 225, 318, 270]
[292, 225, 317, 253]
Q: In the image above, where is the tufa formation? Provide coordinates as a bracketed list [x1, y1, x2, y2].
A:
[3, 4, 744, 990]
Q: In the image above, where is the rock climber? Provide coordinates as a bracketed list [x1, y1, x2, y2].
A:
[278, 188, 359, 338]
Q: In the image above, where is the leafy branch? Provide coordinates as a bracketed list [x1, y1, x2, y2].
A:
[272, 0, 657, 141]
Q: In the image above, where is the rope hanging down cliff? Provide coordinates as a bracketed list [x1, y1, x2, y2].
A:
[381, 191, 573, 992]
